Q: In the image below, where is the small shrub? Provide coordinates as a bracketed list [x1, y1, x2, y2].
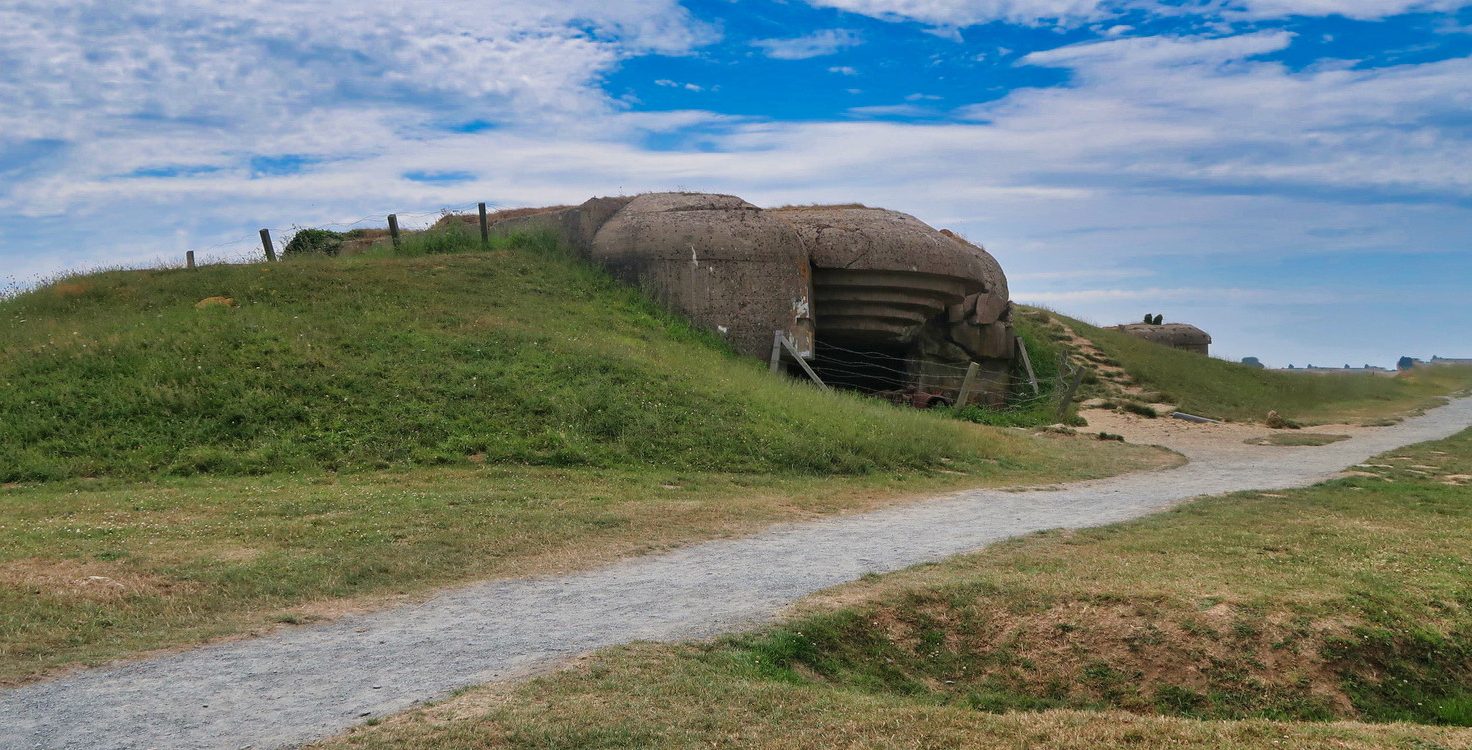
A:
[1265, 410, 1302, 429]
[1155, 685, 1208, 716]
[1121, 401, 1158, 418]
[282, 228, 346, 257]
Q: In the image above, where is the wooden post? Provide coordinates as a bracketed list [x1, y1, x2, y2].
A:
[1056, 360, 1086, 422]
[1015, 336, 1039, 395]
[387, 214, 401, 250]
[779, 335, 829, 391]
[955, 362, 980, 407]
[185, 250, 196, 269]
[770, 330, 785, 373]
[478, 202, 490, 248]
[259, 229, 277, 262]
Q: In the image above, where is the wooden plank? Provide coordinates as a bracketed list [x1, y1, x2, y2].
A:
[259, 229, 277, 262]
[1055, 360, 1086, 422]
[387, 214, 401, 251]
[780, 334, 829, 390]
[479, 202, 489, 248]
[955, 362, 980, 407]
[769, 330, 785, 373]
[1015, 335, 1039, 395]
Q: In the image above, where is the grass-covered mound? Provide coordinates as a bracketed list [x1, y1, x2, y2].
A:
[1034, 308, 1472, 424]
[320, 431, 1472, 750]
[0, 225, 1176, 682]
[1, 233, 1023, 482]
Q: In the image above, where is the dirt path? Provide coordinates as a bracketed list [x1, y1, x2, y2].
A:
[5, 397, 1470, 750]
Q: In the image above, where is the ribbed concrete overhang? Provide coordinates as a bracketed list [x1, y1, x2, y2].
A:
[774, 206, 998, 345]
[812, 268, 979, 343]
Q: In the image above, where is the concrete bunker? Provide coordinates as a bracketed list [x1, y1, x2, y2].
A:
[479, 193, 1018, 407]
[1111, 318, 1212, 355]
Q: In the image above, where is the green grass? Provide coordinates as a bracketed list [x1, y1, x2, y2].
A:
[3, 230, 1034, 482]
[318, 430, 1472, 749]
[0, 227, 1179, 682]
[1039, 308, 1472, 424]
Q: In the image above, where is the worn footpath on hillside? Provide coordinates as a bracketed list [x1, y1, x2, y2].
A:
[4, 397, 1471, 750]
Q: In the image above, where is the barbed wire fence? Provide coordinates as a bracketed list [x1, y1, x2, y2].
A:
[774, 337, 1086, 422]
[181, 201, 491, 268]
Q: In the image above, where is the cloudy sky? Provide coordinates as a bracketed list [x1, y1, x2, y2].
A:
[3, 0, 1470, 367]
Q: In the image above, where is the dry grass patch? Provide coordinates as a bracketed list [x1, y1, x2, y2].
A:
[1, 558, 190, 602]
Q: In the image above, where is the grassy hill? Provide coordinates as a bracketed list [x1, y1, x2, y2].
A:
[0, 230, 1178, 683]
[1023, 307, 1472, 424]
[2, 233, 1024, 482]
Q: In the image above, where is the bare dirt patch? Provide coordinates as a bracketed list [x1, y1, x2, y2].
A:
[1079, 407, 1367, 463]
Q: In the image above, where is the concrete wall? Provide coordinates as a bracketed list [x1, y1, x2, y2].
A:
[485, 193, 1016, 405]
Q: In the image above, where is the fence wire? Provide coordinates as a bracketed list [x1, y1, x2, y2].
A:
[177, 202, 494, 267]
[804, 336, 1088, 419]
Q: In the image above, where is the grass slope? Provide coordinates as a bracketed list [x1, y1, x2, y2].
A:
[1036, 308, 1472, 424]
[320, 430, 1472, 749]
[4, 235, 1014, 482]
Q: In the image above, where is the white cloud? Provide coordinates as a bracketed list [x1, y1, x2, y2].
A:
[1226, 0, 1472, 21]
[1009, 268, 1154, 282]
[847, 104, 936, 116]
[828, 65, 860, 75]
[986, 32, 1472, 197]
[751, 29, 863, 59]
[1015, 286, 1346, 304]
[0, 1, 712, 168]
[805, 0, 1472, 27]
[5, 8, 1472, 365]
[805, 0, 1116, 27]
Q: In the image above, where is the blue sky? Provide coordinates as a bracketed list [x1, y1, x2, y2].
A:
[3, 0, 1470, 367]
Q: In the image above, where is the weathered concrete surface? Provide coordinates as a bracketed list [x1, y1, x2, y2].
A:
[592, 193, 816, 359]
[1113, 323, 1213, 355]
[4, 398, 1468, 750]
[776, 207, 991, 280]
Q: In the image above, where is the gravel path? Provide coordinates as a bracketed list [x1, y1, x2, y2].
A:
[5, 397, 1470, 750]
